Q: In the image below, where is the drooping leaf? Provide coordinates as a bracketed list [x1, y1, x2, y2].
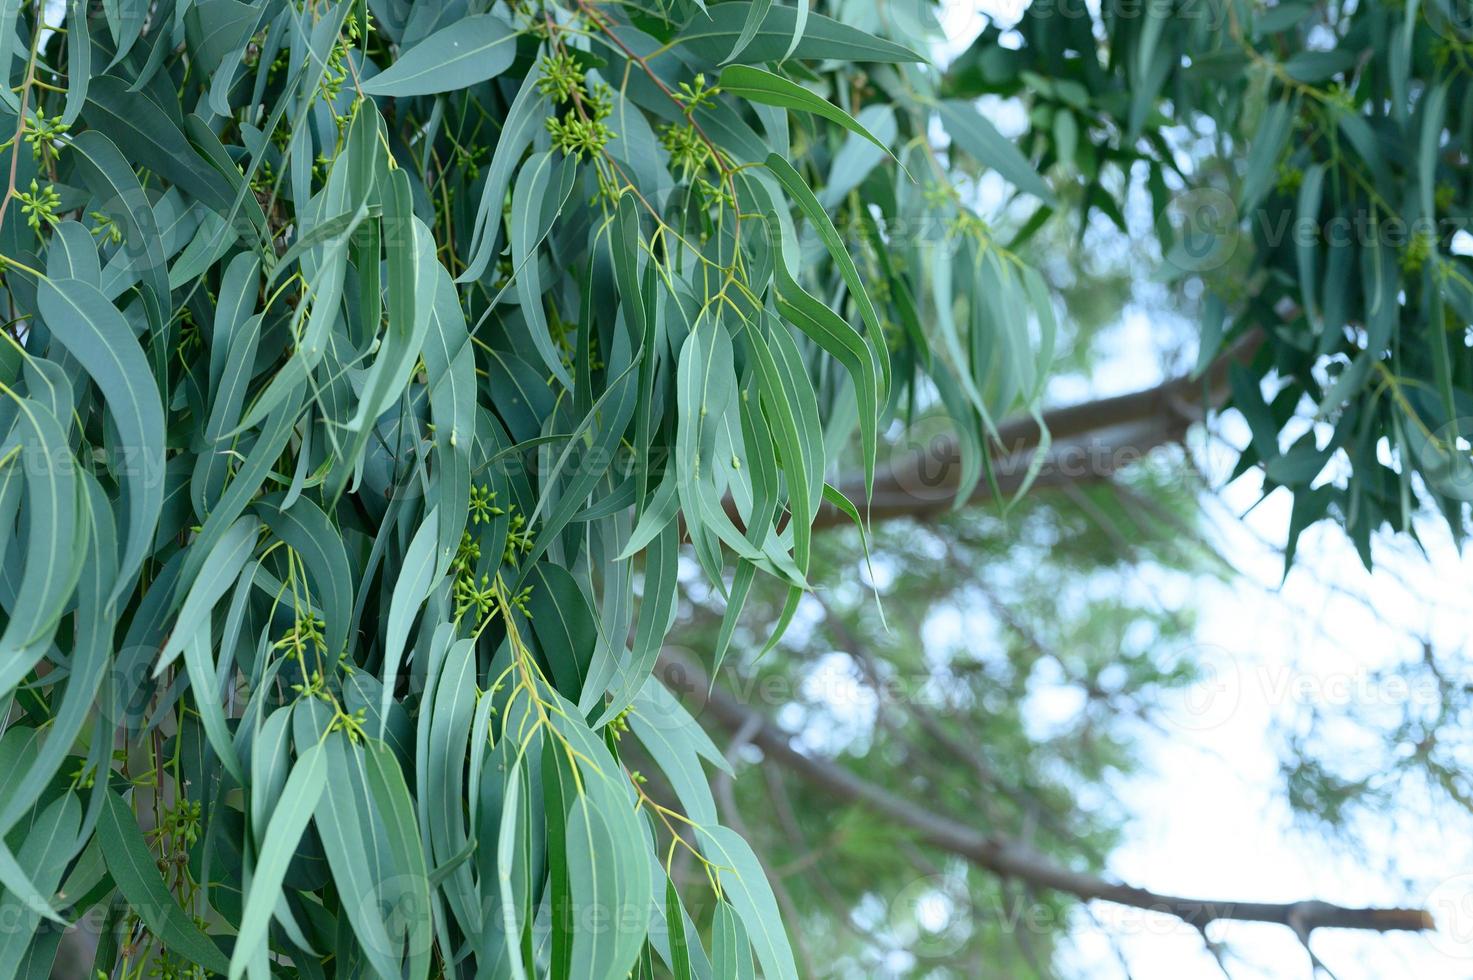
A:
[37, 277, 165, 600]
[229, 742, 327, 979]
[98, 792, 231, 974]
[718, 66, 895, 158]
[362, 12, 518, 96]
[939, 100, 1057, 206]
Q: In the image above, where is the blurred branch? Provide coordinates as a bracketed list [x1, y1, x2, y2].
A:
[661, 648, 1435, 942]
[812, 330, 1264, 529]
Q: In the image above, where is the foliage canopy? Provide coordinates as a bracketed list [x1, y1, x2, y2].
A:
[0, 0, 1464, 975]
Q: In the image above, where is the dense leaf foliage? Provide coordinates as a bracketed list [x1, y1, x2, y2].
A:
[0, 1, 1064, 976]
[0, 0, 1465, 975]
[955, 0, 1473, 565]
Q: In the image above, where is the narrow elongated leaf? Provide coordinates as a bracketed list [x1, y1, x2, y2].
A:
[676, 3, 922, 63]
[157, 515, 259, 673]
[84, 77, 243, 220]
[459, 58, 548, 283]
[363, 740, 433, 980]
[37, 277, 165, 599]
[380, 508, 440, 736]
[314, 730, 402, 980]
[0, 793, 80, 979]
[526, 562, 596, 698]
[183, 618, 244, 783]
[99, 792, 231, 974]
[0, 396, 82, 659]
[719, 66, 894, 158]
[362, 13, 517, 96]
[697, 826, 798, 980]
[722, 0, 773, 62]
[229, 742, 327, 979]
[939, 100, 1057, 206]
[1239, 99, 1292, 212]
[511, 150, 579, 390]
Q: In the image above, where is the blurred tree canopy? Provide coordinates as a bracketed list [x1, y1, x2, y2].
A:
[0, 0, 1465, 977]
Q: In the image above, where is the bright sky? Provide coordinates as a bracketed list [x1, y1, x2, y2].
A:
[1065, 433, 1473, 980]
[917, 4, 1473, 977]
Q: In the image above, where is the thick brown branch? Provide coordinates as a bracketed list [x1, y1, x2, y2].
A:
[813, 330, 1265, 529]
[659, 650, 1433, 939]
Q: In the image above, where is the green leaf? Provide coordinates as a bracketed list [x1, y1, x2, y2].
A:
[696, 825, 798, 980]
[494, 751, 533, 980]
[99, 792, 231, 974]
[763, 157, 884, 498]
[66, 130, 170, 320]
[0, 396, 83, 661]
[0, 472, 116, 835]
[351, 210, 433, 431]
[37, 277, 165, 599]
[1295, 163, 1326, 327]
[379, 508, 441, 737]
[663, 876, 696, 980]
[1419, 81, 1448, 226]
[83, 76, 244, 222]
[0, 792, 80, 977]
[183, 617, 245, 783]
[746, 318, 822, 575]
[363, 740, 433, 980]
[156, 515, 259, 674]
[722, 0, 773, 63]
[939, 100, 1057, 206]
[229, 742, 327, 979]
[426, 637, 479, 938]
[676, 3, 923, 63]
[257, 493, 353, 664]
[712, 901, 755, 980]
[1238, 99, 1291, 213]
[526, 562, 597, 699]
[362, 12, 518, 96]
[61, 0, 91, 125]
[0, 839, 64, 929]
[550, 706, 653, 978]
[313, 730, 403, 980]
[510, 150, 580, 390]
[459, 58, 548, 283]
[821, 105, 897, 208]
[719, 66, 894, 159]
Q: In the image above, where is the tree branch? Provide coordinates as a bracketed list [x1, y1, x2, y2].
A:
[814, 331, 1264, 529]
[659, 649, 1434, 941]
